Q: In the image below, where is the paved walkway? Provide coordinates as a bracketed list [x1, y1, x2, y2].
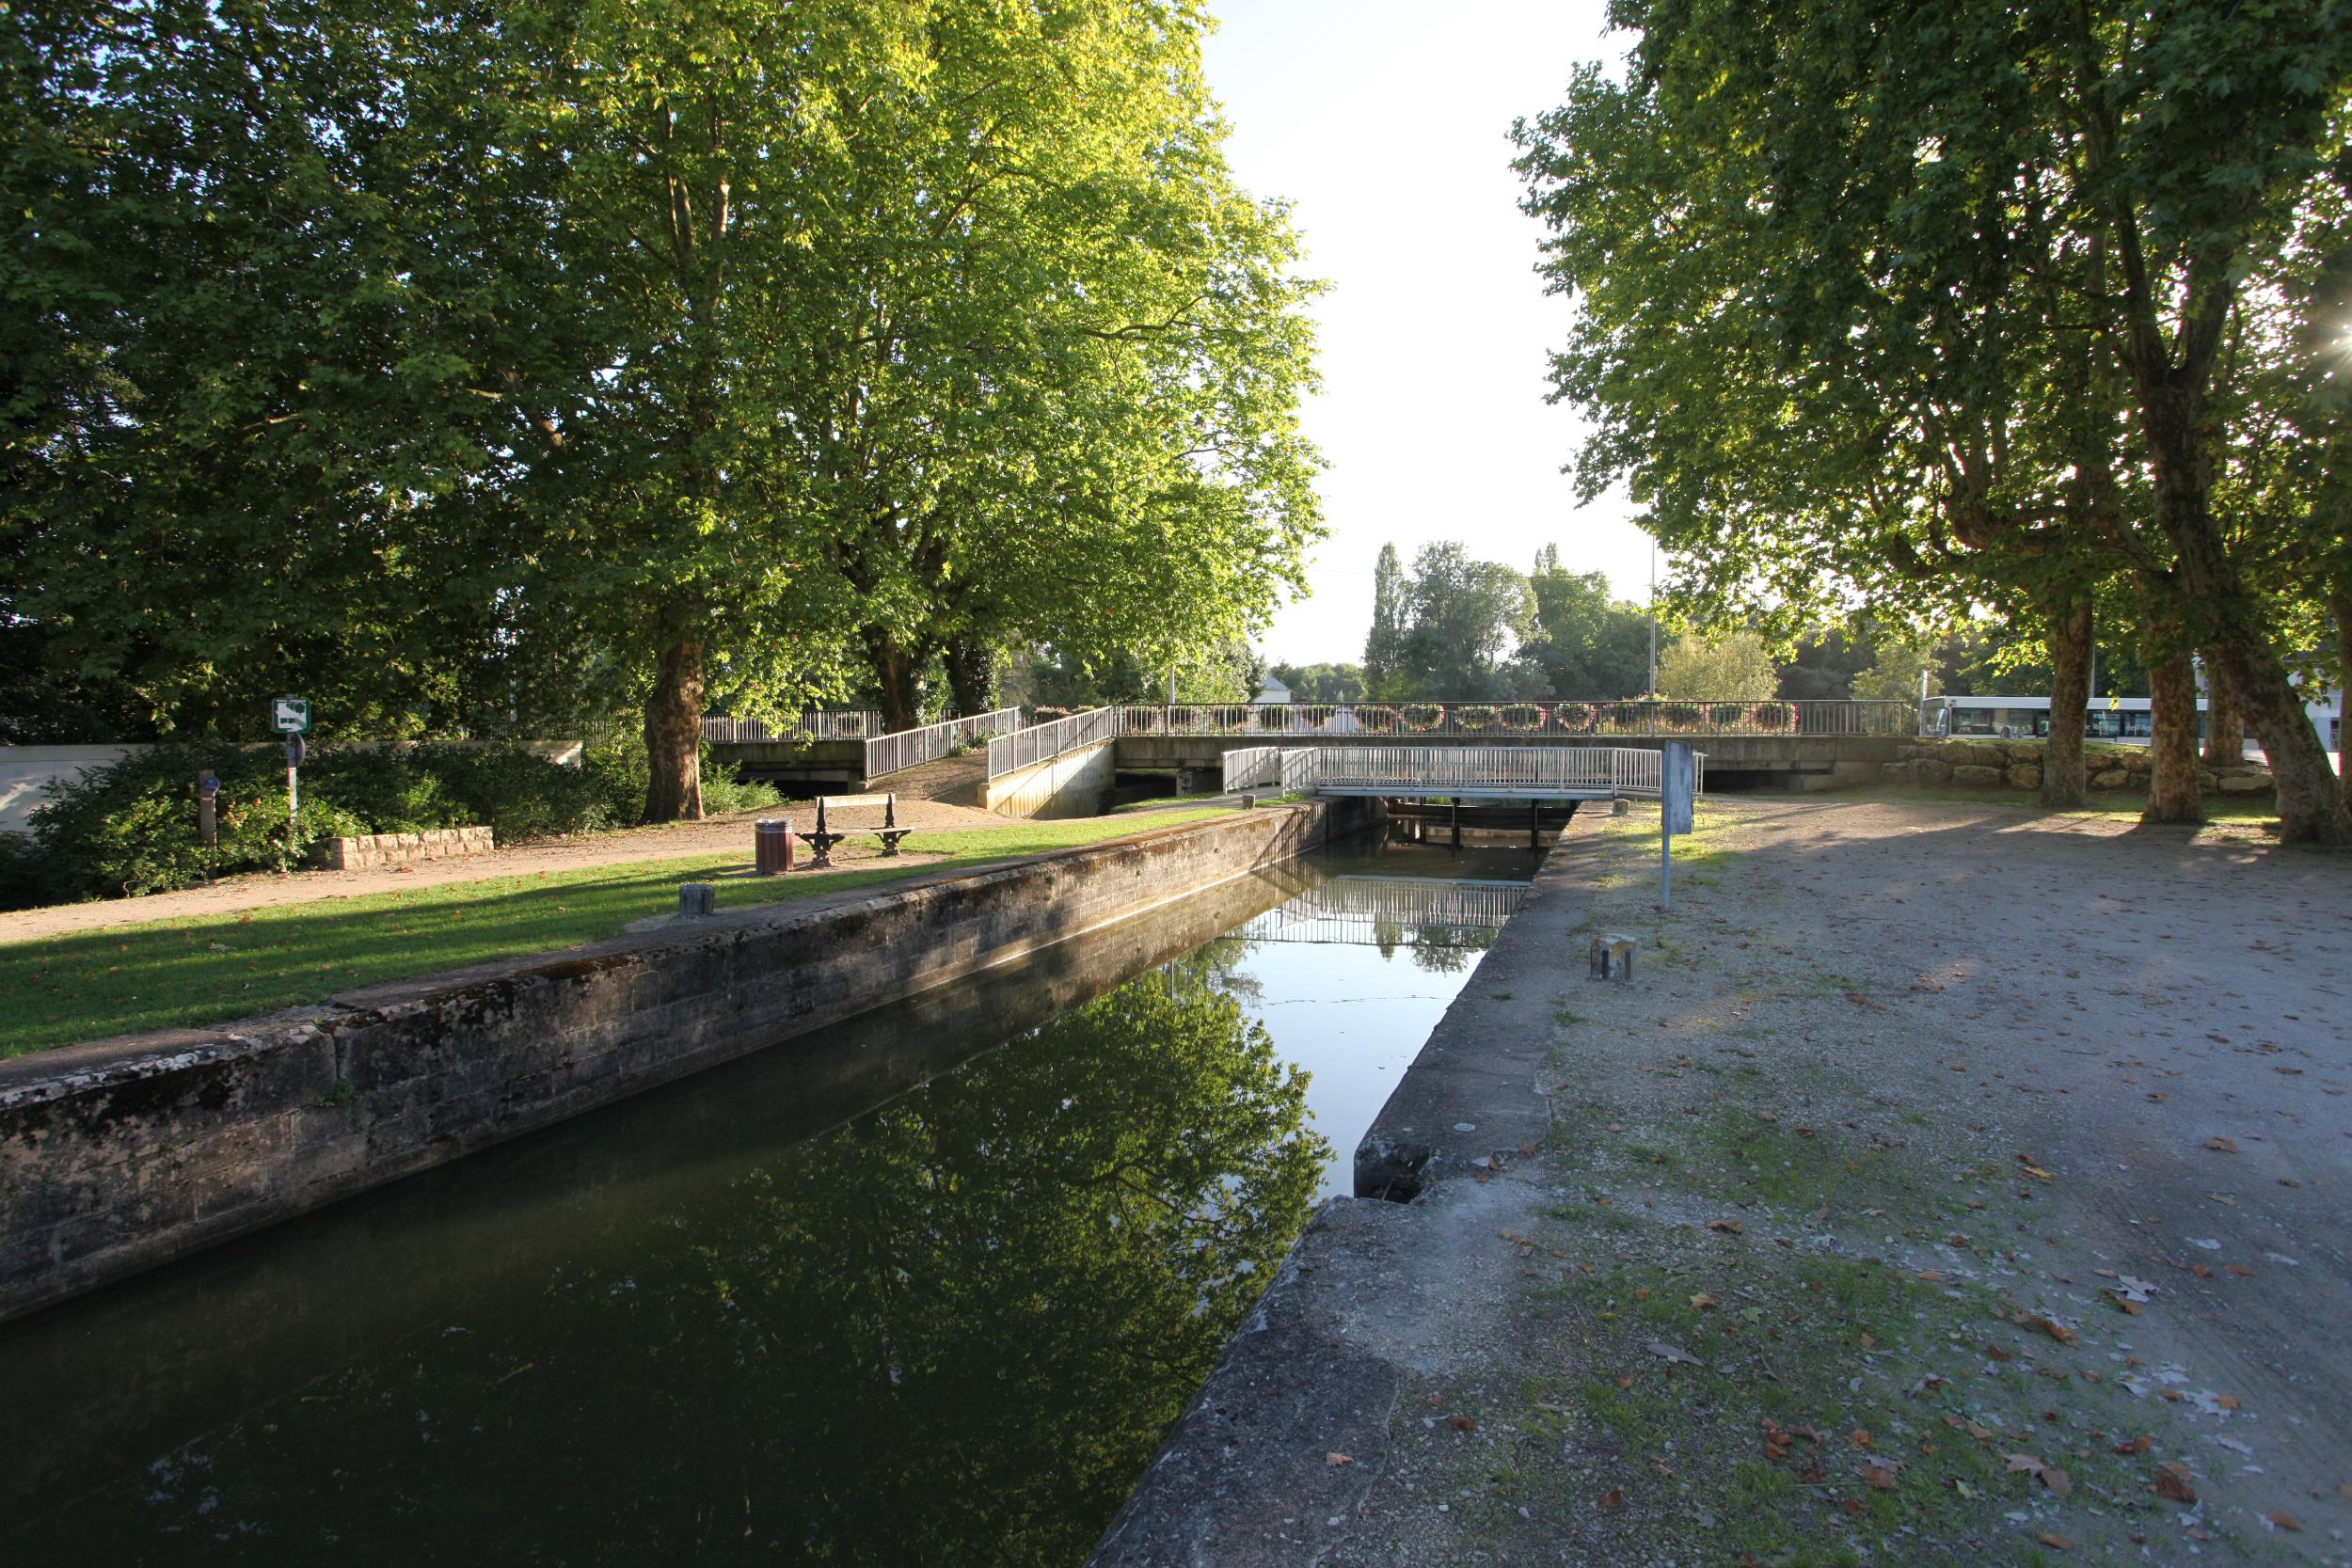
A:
[0, 791, 1008, 945]
[1100, 796, 2352, 1566]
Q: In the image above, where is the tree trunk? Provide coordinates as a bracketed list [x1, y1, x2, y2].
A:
[2121, 298, 2347, 840]
[2141, 639, 2205, 826]
[863, 626, 930, 733]
[2042, 594, 2092, 810]
[2199, 645, 2245, 768]
[643, 634, 706, 823]
[945, 641, 997, 717]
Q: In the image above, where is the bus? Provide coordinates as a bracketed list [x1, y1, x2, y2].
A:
[1918, 695, 2197, 743]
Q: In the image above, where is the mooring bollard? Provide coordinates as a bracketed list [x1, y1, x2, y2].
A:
[678, 883, 717, 919]
[754, 817, 793, 876]
[1587, 932, 1639, 983]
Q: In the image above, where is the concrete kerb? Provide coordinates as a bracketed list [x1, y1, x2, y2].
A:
[1089, 816, 1609, 1568]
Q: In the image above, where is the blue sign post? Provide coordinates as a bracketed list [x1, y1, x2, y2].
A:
[1661, 742, 1695, 910]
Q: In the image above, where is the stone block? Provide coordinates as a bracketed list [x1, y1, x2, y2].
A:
[2090, 768, 2129, 790]
[2217, 770, 2275, 795]
[2005, 763, 2042, 791]
[1950, 764, 2002, 788]
[1587, 933, 1639, 983]
[1914, 757, 1952, 785]
[677, 883, 717, 919]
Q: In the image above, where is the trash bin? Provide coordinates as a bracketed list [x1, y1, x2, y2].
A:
[755, 817, 793, 875]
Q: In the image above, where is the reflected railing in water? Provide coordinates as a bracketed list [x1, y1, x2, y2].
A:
[1233, 875, 1531, 945]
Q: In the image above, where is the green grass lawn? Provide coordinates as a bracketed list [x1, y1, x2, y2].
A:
[0, 808, 1229, 1058]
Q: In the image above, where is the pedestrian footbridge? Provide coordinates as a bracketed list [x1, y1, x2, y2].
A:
[1220, 743, 1698, 800]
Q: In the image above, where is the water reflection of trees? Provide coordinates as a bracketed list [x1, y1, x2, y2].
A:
[13, 973, 1326, 1568]
[1372, 919, 1498, 973]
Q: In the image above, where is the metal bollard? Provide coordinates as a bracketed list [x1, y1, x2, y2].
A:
[754, 818, 793, 875]
[678, 883, 717, 919]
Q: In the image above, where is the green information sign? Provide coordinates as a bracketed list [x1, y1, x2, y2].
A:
[270, 696, 311, 735]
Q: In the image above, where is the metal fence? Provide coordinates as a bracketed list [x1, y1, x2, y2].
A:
[1222, 745, 1701, 799]
[985, 706, 1119, 780]
[864, 707, 1019, 779]
[702, 710, 887, 744]
[1120, 700, 1908, 739]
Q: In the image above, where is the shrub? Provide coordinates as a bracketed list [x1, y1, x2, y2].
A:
[19, 740, 623, 905]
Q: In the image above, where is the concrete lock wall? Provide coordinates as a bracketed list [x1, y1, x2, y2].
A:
[983, 740, 1116, 819]
[0, 800, 1370, 1323]
[0, 746, 137, 835]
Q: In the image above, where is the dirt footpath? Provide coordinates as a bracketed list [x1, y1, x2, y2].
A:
[1100, 796, 2352, 1568]
[0, 793, 1009, 944]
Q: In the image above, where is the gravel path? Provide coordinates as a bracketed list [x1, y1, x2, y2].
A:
[1108, 795, 2352, 1567]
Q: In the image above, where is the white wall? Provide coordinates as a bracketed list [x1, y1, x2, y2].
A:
[0, 746, 135, 834]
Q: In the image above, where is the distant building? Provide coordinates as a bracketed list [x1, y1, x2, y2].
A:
[1252, 673, 1292, 705]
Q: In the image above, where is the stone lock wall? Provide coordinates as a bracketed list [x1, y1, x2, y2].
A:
[1881, 738, 2276, 800]
[311, 825, 495, 871]
[0, 800, 1373, 1323]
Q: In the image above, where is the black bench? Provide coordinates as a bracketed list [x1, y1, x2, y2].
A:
[797, 793, 914, 866]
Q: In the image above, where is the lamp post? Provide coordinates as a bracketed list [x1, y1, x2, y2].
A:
[1646, 542, 1658, 695]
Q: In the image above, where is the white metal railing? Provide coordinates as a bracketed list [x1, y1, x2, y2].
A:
[1220, 745, 1317, 793]
[1218, 745, 1703, 799]
[1118, 699, 1908, 739]
[702, 709, 887, 744]
[986, 706, 1119, 780]
[864, 707, 1018, 778]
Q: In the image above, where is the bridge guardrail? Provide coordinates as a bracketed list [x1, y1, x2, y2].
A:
[985, 706, 1118, 780]
[1120, 699, 1908, 739]
[1218, 745, 1703, 799]
[702, 710, 887, 744]
[865, 707, 1018, 779]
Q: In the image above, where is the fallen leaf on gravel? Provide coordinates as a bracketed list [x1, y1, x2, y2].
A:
[2224, 1262, 2254, 1277]
[2038, 1532, 2074, 1551]
[2018, 1314, 2082, 1348]
[1839, 1497, 1862, 1517]
[1863, 1462, 1898, 1491]
[2155, 1463, 2198, 1503]
[1851, 1429, 1873, 1449]
[1691, 1292, 1717, 1311]
[1615, 1372, 1636, 1389]
[1326, 1452, 1354, 1466]
[1598, 1488, 1623, 1511]
[2215, 1394, 2239, 1411]
[2204, 1136, 2238, 1153]
[2266, 1510, 2302, 1532]
[1646, 1339, 1704, 1367]
[2112, 1435, 2153, 1455]
[2018, 1163, 2054, 1180]
[1448, 1416, 1476, 1433]
[1708, 1219, 1744, 1234]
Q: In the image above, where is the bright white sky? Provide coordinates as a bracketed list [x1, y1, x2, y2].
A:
[1200, 0, 1652, 668]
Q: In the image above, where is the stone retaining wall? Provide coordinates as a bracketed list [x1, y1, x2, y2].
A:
[0, 800, 1369, 1323]
[1881, 738, 2275, 800]
[311, 825, 495, 871]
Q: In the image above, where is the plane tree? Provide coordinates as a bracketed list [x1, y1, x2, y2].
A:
[1516, 0, 2351, 833]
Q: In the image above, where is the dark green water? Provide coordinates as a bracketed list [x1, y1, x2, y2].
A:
[0, 835, 1535, 1566]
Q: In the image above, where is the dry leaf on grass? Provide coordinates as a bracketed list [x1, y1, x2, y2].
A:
[1325, 1452, 1353, 1466]
[2155, 1463, 2198, 1504]
[2266, 1510, 2302, 1532]
[1708, 1219, 1744, 1234]
[1863, 1462, 1899, 1491]
[2204, 1136, 2238, 1153]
